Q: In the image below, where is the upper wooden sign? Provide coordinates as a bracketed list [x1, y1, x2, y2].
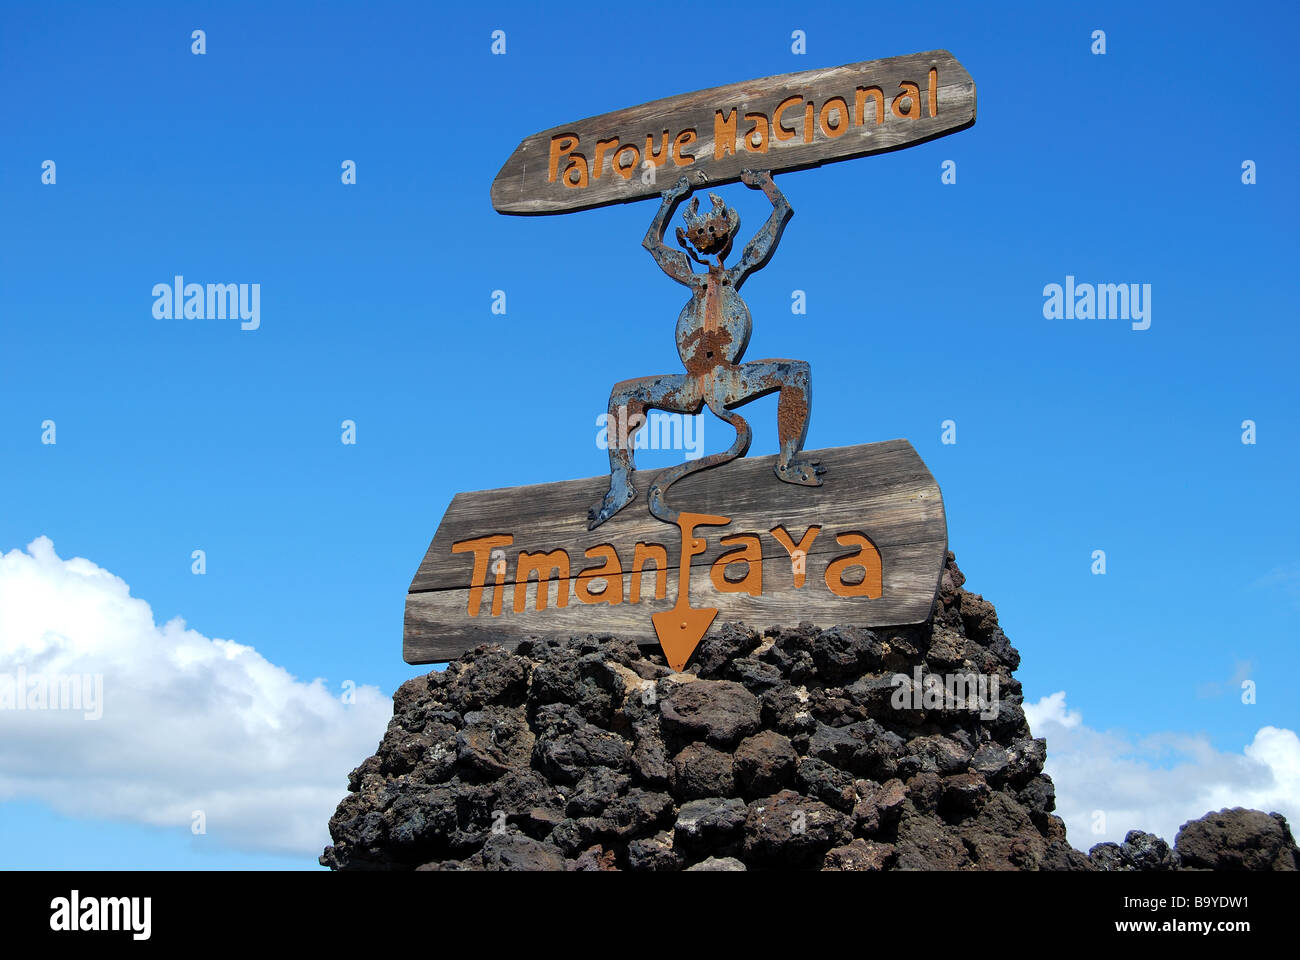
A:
[405, 440, 947, 669]
[491, 50, 976, 215]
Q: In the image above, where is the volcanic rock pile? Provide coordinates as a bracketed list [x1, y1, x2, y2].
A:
[321, 553, 1298, 871]
[1089, 810, 1298, 871]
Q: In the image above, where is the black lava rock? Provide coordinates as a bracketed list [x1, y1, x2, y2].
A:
[321, 553, 1299, 872]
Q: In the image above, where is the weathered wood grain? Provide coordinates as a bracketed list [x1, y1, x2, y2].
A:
[404, 439, 947, 664]
[491, 50, 976, 215]
[411, 438, 937, 591]
[405, 540, 942, 662]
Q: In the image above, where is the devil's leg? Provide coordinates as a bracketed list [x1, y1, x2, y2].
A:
[588, 373, 701, 529]
[717, 359, 824, 485]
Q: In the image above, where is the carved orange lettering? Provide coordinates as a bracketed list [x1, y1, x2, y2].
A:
[714, 109, 738, 159]
[576, 544, 623, 605]
[514, 549, 571, 612]
[672, 129, 697, 166]
[855, 86, 885, 125]
[819, 97, 848, 138]
[613, 143, 640, 180]
[631, 542, 668, 602]
[769, 525, 821, 588]
[709, 534, 762, 597]
[644, 130, 670, 167]
[452, 534, 514, 617]
[892, 81, 921, 119]
[563, 156, 589, 188]
[592, 137, 620, 179]
[547, 134, 579, 183]
[774, 96, 802, 141]
[742, 112, 770, 153]
[824, 533, 882, 598]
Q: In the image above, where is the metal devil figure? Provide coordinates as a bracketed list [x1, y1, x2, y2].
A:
[405, 51, 976, 671]
[589, 169, 820, 533]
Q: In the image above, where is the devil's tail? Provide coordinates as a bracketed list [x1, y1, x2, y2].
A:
[647, 399, 752, 525]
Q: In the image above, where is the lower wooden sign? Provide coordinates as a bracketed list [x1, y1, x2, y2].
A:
[405, 439, 947, 669]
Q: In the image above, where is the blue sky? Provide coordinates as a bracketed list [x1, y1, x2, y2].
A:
[1, 1, 1297, 867]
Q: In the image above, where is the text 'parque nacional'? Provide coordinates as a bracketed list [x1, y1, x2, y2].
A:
[492, 50, 976, 214]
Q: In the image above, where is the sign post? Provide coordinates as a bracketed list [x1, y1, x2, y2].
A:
[409, 51, 977, 671]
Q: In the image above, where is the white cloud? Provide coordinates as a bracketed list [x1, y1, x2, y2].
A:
[1026, 691, 1300, 850]
[0, 537, 391, 858]
[1025, 690, 1082, 729]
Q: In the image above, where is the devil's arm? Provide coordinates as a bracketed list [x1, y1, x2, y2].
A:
[642, 189, 697, 287]
[731, 179, 793, 285]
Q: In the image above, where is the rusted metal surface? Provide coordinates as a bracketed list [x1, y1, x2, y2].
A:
[589, 170, 825, 531]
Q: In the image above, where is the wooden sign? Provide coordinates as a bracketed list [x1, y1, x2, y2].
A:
[491, 50, 976, 215]
[405, 439, 947, 668]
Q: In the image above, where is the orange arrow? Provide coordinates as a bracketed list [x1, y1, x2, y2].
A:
[652, 511, 730, 671]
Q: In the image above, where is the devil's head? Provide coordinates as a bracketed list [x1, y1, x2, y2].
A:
[677, 193, 740, 259]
